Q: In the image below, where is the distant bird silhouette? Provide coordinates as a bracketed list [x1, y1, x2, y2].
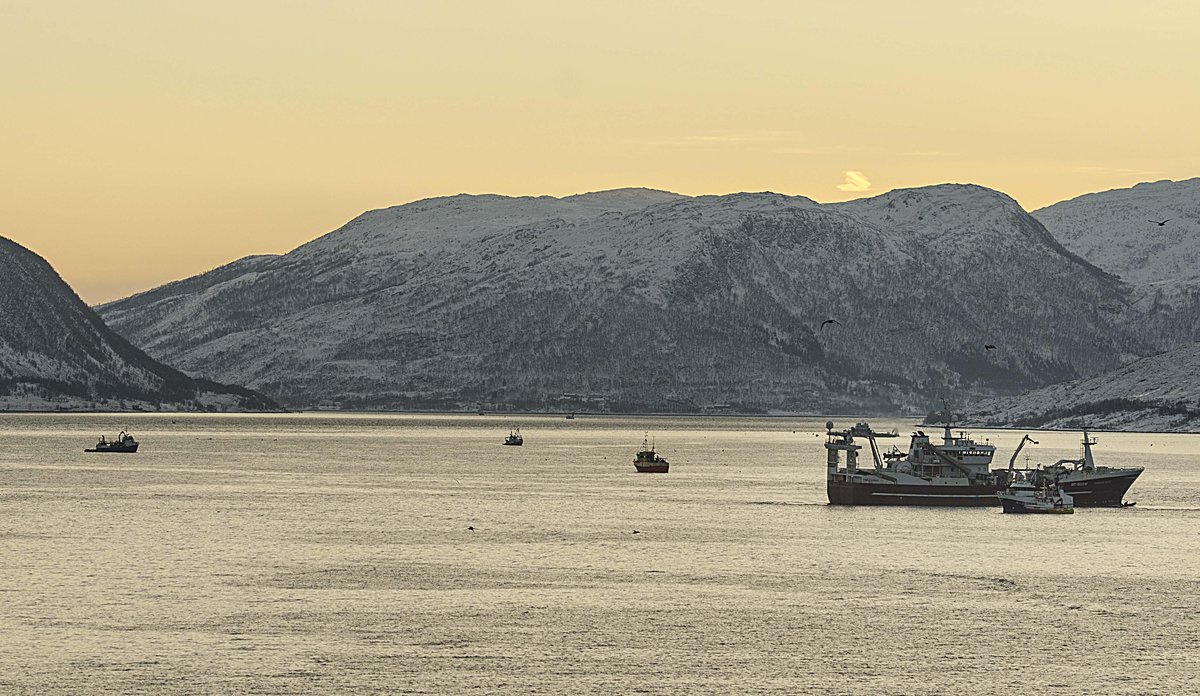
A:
[632, 530, 640, 534]
[984, 344, 997, 351]
[1148, 219, 1172, 226]
[820, 319, 841, 330]
[466, 526, 475, 532]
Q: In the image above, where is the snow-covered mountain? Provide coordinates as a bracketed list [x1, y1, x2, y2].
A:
[1034, 178, 1200, 348]
[97, 185, 1154, 413]
[961, 342, 1200, 432]
[952, 177, 1200, 431]
[1033, 178, 1200, 289]
[0, 236, 277, 411]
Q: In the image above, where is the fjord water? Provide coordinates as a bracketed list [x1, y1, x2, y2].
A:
[2, 413, 1197, 694]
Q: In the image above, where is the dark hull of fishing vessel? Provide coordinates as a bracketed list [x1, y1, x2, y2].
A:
[1052, 471, 1140, 508]
[826, 477, 997, 506]
[84, 442, 139, 453]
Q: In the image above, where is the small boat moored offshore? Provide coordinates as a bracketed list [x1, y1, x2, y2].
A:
[998, 481, 1074, 514]
[634, 434, 669, 473]
[503, 428, 523, 446]
[85, 430, 139, 453]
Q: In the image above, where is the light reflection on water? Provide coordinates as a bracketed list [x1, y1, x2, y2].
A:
[1, 413, 1197, 694]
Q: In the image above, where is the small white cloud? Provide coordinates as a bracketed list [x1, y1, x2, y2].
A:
[836, 171, 872, 192]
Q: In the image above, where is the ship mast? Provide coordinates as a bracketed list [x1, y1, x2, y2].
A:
[1081, 430, 1097, 471]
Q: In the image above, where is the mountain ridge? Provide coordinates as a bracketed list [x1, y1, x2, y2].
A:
[97, 183, 1155, 413]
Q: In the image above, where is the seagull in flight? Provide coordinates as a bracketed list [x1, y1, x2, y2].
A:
[984, 344, 997, 351]
[1148, 219, 1172, 226]
[820, 319, 841, 330]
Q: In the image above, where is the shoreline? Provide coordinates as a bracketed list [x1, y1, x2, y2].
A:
[2, 408, 1196, 434]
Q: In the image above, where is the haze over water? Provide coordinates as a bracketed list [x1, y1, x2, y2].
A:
[2, 413, 1198, 694]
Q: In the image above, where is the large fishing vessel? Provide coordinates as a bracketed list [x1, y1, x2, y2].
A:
[825, 421, 1142, 507]
[85, 430, 139, 453]
[996, 430, 1141, 508]
[825, 421, 999, 505]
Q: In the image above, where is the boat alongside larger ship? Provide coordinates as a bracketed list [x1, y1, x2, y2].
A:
[994, 431, 1141, 508]
[825, 421, 1141, 507]
[998, 481, 1074, 514]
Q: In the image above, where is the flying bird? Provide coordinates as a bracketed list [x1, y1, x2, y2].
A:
[820, 319, 841, 330]
[984, 344, 997, 351]
[632, 530, 641, 535]
[1148, 219, 1172, 226]
[466, 526, 475, 532]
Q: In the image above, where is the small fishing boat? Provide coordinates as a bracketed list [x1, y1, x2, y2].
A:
[998, 481, 1074, 514]
[85, 430, 139, 453]
[503, 428, 523, 446]
[634, 434, 669, 473]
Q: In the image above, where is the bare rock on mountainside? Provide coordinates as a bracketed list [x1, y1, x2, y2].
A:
[96, 185, 1167, 413]
[0, 236, 278, 411]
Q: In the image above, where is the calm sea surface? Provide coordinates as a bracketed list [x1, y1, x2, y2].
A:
[1, 413, 1198, 694]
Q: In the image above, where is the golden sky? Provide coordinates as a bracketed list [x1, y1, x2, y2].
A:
[3, 1, 1198, 303]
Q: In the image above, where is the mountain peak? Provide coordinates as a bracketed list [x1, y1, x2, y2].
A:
[853, 183, 1020, 209]
[561, 187, 686, 205]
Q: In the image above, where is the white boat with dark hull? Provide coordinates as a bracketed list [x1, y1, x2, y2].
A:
[825, 420, 999, 506]
[998, 481, 1074, 514]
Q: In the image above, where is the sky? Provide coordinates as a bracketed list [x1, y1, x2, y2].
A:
[3, 0, 1198, 304]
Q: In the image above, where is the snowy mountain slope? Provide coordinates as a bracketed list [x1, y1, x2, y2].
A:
[1033, 177, 1200, 348]
[0, 236, 277, 411]
[98, 185, 1149, 412]
[1033, 178, 1200, 288]
[961, 342, 1200, 432]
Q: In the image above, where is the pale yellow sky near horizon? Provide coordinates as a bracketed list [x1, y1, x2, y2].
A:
[3, 0, 1198, 304]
